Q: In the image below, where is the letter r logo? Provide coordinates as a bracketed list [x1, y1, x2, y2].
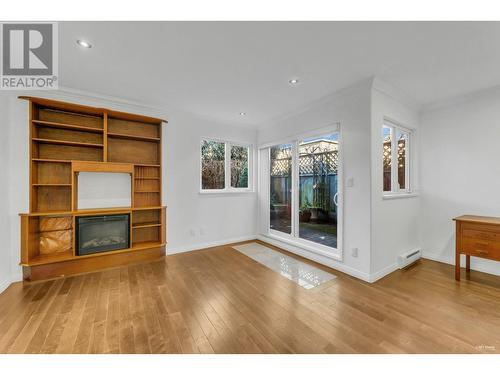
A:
[2, 23, 53, 75]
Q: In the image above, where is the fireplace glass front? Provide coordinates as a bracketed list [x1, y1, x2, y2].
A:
[76, 214, 130, 256]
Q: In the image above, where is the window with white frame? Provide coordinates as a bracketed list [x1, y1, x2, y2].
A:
[200, 139, 251, 192]
[383, 120, 411, 194]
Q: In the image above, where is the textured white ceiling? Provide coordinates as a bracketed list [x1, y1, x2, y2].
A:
[59, 21, 500, 126]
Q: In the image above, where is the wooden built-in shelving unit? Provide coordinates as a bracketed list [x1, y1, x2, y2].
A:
[19, 97, 167, 281]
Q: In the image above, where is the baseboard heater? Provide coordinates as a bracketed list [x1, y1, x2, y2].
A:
[397, 249, 422, 269]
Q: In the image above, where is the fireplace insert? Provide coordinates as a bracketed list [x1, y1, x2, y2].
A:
[76, 214, 130, 256]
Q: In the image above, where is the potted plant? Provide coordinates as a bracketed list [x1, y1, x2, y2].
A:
[299, 198, 312, 222]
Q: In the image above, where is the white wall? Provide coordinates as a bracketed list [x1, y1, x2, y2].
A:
[370, 80, 421, 278]
[420, 88, 500, 276]
[0, 88, 258, 290]
[7, 95, 29, 285]
[257, 79, 373, 279]
[0, 94, 13, 293]
[78, 172, 132, 209]
[164, 110, 258, 253]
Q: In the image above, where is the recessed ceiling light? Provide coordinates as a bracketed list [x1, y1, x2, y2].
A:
[76, 40, 92, 48]
[239, 112, 246, 116]
[289, 78, 299, 85]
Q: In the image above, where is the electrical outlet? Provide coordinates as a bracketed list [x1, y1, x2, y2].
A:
[199, 226, 206, 235]
[189, 229, 196, 237]
[351, 247, 359, 257]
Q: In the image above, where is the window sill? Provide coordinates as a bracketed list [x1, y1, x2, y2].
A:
[382, 192, 419, 200]
[199, 189, 255, 195]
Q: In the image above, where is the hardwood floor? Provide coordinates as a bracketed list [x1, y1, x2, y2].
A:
[1, 240, 500, 354]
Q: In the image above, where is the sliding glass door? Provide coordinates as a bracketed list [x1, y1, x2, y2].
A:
[268, 130, 341, 253]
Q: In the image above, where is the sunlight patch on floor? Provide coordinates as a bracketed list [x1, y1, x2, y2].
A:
[233, 242, 336, 289]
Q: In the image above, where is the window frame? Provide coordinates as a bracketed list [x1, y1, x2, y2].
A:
[382, 119, 412, 196]
[200, 137, 253, 194]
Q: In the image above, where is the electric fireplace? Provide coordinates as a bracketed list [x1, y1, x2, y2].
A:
[76, 214, 130, 256]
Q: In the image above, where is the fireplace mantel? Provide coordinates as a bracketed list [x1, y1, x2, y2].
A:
[72, 161, 135, 174]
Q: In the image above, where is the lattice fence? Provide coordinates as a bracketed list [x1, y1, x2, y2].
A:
[271, 151, 338, 177]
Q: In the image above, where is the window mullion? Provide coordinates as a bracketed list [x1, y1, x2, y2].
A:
[405, 132, 410, 192]
[391, 126, 398, 192]
[225, 142, 230, 191]
[292, 141, 299, 238]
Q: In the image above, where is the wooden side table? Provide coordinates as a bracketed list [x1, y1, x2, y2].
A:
[453, 215, 500, 281]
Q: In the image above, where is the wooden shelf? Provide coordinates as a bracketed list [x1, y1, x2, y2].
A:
[21, 97, 166, 280]
[133, 222, 161, 229]
[22, 210, 74, 217]
[74, 207, 133, 215]
[108, 132, 160, 142]
[134, 163, 160, 168]
[32, 138, 104, 148]
[33, 120, 104, 133]
[132, 206, 164, 211]
[32, 158, 72, 163]
[26, 250, 74, 266]
[24, 241, 166, 266]
[21, 206, 165, 217]
[131, 241, 165, 250]
[33, 183, 71, 187]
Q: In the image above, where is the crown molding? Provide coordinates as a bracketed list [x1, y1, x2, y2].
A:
[10, 86, 258, 131]
[422, 83, 500, 113]
[371, 77, 422, 112]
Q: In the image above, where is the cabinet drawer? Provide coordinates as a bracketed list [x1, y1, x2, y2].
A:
[462, 237, 500, 260]
[462, 223, 500, 234]
[462, 229, 500, 241]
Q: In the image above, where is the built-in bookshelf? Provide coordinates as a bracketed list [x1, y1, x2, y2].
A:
[19, 96, 167, 281]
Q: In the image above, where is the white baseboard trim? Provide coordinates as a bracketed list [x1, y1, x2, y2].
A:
[0, 278, 11, 295]
[12, 271, 23, 283]
[257, 234, 372, 282]
[0, 272, 22, 295]
[423, 251, 500, 277]
[166, 235, 257, 255]
[369, 263, 399, 283]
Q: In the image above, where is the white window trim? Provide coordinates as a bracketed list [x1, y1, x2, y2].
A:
[200, 137, 254, 194]
[383, 119, 413, 197]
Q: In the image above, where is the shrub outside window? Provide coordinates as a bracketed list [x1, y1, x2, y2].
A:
[230, 145, 249, 188]
[201, 139, 251, 192]
[201, 140, 225, 190]
[383, 121, 411, 194]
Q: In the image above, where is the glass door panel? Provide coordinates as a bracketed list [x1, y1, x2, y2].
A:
[269, 143, 293, 235]
[298, 133, 339, 248]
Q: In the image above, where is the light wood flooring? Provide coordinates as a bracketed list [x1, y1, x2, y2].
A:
[1, 240, 500, 354]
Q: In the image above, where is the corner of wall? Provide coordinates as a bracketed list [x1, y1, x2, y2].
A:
[369, 77, 422, 278]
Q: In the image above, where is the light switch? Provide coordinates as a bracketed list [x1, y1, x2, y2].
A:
[347, 178, 354, 187]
